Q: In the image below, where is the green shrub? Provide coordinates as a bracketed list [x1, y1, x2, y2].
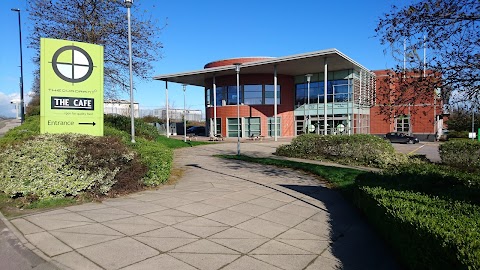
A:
[275, 134, 395, 167]
[354, 175, 480, 270]
[104, 114, 159, 140]
[0, 116, 40, 147]
[440, 140, 480, 172]
[448, 130, 469, 138]
[130, 138, 173, 186]
[0, 134, 144, 200]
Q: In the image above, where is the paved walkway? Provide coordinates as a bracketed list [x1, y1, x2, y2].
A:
[0, 118, 21, 137]
[8, 142, 400, 270]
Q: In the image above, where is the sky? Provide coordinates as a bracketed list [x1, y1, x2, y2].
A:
[0, 0, 407, 118]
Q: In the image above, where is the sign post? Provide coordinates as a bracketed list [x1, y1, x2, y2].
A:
[40, 38, 103, 136]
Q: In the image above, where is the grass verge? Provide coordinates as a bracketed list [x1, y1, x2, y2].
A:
[156, 136, 210, 149]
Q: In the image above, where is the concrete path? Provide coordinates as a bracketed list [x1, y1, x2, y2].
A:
[0, 118, 21, 137]
[8, 142, 400, 270]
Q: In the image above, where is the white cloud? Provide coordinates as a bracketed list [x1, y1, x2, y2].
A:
[0, 92, 20, 118]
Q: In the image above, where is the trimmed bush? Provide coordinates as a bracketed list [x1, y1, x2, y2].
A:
[275, 134, 395, 167]
[355, 172, 480, 270]
[440, 140, 480, 172]
[131, 138, 173, 186]
[104, 114, 159, 140]
[0, 134, 145, 200]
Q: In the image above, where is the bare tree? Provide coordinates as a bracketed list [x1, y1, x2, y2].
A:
[376, 0, 479, 115]
[28, 0, 164, 98]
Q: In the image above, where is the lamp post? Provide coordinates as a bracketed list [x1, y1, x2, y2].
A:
[124, 0, 135, 143]
[305, 74, 312, 133]
[11, 8, 24, 123]
[234, 63, 241, 155]
[183, 84, 187, 143]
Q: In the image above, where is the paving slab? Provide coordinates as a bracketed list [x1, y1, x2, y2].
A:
[76, 237, 159, 270]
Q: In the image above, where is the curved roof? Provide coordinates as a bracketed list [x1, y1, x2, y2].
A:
[153, 49, 372, 87]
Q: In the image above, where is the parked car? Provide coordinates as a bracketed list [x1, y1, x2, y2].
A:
[384, 132, 420, 144]
[186, 126, 206, 136]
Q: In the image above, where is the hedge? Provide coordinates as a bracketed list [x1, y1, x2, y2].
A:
[0, 134, 140, 199]
[354, 166, 480, 270]
[104, 114, 159, 140]
[439, 140, 480, 172]
[275, 134, 396, 167]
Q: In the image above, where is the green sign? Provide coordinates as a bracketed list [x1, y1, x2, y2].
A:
[40, 38, 104, 136]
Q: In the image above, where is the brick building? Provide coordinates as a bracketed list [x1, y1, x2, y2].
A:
[154, 49, 442, 141]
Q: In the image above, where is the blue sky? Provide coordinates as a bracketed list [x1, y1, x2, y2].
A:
[0, 0, 406, 118]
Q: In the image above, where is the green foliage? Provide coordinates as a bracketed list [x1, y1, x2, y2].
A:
[275, 134, 395, 167]
[130, 138, 173, 186]
[0, 116, 40, 147]
[445, 108, 480, 132]
[104, 114, 159, 140]
[141, 115, 164, 124]
[440, 140, 480, 172]
[0, 134, 142, 200]
[355, 172, 480, 270]
[448, 130, 469, 138]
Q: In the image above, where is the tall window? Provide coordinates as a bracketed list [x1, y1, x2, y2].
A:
[210, 118, 221, 135]
[396, 115, 410, 133]
[265, 85, 281, 105]
[227, 86, 241, 105]
[205, 88, 211, 106]
[227, 118, 242, 137]
[216, 87, 224, 106]
[243, 85, 262, 105]
[245, 117, 261, 137]
[268, 117, 281, 137]
[295, 84, 307, 106]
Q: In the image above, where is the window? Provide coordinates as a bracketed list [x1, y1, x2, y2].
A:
[245, 117, 261, 137]
[268, 117, 281, 137]
[227, 118, 242, 137]
[205, 88, 211, 106]
[227, 86, 241, 105]
[332, 81, 350, 102]
[243, 85, 262, 105]
[265, 85, 281, 105]
[295, 84, 307, 106]
[210, 118, 221, 135]
[216, 87, 224, 106]
[396, 115, 410, 133]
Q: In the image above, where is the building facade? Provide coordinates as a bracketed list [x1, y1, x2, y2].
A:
[154, 49, 442, 141]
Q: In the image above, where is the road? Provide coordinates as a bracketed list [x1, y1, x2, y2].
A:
[391, 142, 441, 163]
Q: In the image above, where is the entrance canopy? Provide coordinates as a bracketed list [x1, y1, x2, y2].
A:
[153, 49, 371, 87]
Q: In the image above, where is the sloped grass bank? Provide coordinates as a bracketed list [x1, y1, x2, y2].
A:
[220, 155, 480, 270]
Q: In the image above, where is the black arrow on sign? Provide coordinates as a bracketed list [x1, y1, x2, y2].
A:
[79, 122, 96, 126]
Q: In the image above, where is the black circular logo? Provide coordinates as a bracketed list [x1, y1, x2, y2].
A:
[51, 46, 94, 83]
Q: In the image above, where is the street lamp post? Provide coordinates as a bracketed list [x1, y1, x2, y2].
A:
[234, 63, 241, 155]
[124, 0, 135, 143]
[11, 8, 24, 123]
[305, 74, 312, 133]
[183, 84, 187, 143]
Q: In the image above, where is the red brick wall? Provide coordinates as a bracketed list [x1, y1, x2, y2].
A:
[371, 70, 442, 138]
[205, 74, 295, 137]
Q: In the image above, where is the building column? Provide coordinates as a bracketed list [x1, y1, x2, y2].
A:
[324, 58, 328, 135]
[274, 65, 278, 141]
[165, 81, 169, 138]
[213, 74, 217, 136]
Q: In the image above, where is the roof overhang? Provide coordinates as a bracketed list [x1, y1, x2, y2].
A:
[153, 49, 372, 87]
